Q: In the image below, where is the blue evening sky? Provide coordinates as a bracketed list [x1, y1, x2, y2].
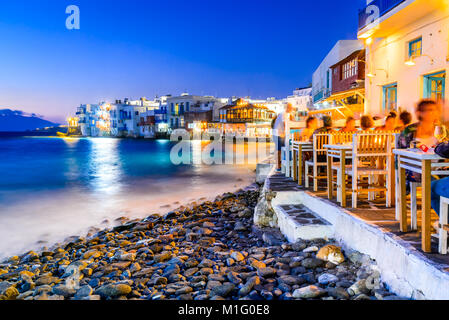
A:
[0, 0, 366, 122]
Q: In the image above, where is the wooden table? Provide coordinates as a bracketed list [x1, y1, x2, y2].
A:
[324, 144, 352, 207]
[394, 149, 449, 253]
[291, 141, 313, 186]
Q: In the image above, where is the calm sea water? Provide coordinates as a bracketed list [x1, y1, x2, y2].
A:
[0, 137, 266, 260]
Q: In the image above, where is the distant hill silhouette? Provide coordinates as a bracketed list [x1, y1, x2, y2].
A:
[0, 109, 59, 132]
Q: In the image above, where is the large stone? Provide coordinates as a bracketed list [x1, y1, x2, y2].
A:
[238, 276, 260, 296]
[227, 272, 242, 285]
[318, 273, 339, 285]
[83, 250, 102, 259]
[234, 222, 247, 232]
[52, 284, 76, 298]
[327, 287, 350, 300]
[211, 283, 235, 298]
[262, 232, 283, 246]
[96, 284, 132, 298]
[257, 267, 277, 278]
[75, 285, 93, 299]
[0, 282, 19, 300]
[254, 190, 278, 228]
[278, 275, 306, 286]
[198, 259, 215, 268]
[301, 258, 324, 269]
[292, 285, 326, 299]
[230, 251, 245, 262]
[154, 252, 172, 263]
[175, 286, 193, 295]
[348, 280, 370, 296]
[250, 259, 266, 269]
[36, 275, 59, 286]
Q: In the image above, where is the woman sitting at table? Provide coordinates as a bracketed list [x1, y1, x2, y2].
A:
[431, 142, 449, 217]
[376, 113, 397, 131]
[360, 115, 375, 131]
[396, 111, 412, 131]
[341, 116, 356, 132]
[398, 99, 444, 150]
[298, 116, 318, 142]
[398, 99, 447, 184]
[311, 115, 335, 139]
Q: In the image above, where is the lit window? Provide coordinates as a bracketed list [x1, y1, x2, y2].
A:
[341, 59, 358, 80]
[409, 37, 422, 58]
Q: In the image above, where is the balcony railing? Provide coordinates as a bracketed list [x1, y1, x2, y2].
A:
[358, 0, 407, 30]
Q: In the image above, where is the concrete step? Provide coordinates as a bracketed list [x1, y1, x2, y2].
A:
[274, 204, 334, 242]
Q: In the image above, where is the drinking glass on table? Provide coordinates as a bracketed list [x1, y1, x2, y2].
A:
[435, 125, 447, 143]
[410, 139, 420, 149]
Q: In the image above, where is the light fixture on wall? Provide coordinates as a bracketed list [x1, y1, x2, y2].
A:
[366, 68, 389, 78]
[405, 54, 435, 66]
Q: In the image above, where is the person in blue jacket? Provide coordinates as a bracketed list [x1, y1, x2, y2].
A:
[432, 141, 449, 215]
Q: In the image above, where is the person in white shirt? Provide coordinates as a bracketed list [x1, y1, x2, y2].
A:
[273, 103, 294, 170]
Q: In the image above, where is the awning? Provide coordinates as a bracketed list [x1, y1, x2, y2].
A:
[322, 88, 365, 104]
[309, 88, 365, 120]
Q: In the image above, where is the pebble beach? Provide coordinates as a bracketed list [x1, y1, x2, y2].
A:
[0, 185, 402, 301]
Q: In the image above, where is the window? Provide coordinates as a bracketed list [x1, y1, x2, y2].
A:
[383, 83, 397, 112]
[409, 38, 422, 58]
[424, 71, 445, 102]
[342, 59, 358, 80]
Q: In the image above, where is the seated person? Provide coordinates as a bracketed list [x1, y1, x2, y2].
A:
[360, 115, 375, 131]
[398, 99, 443, 184]
[310, 115, 335, 163]
[298, 116, 318, 142]
[376, 114, 396, 131]
[341, 116, 356, 132]
[396, 111, 412, 131]
[311, 115, 335, 140]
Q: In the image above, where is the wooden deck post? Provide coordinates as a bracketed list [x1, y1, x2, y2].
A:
[422, 159, 432, 253]
[399, 157, 408, 232]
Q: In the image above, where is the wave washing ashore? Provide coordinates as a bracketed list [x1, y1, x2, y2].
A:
[0, 185, 403, 300]
[0, 137, 257, 260]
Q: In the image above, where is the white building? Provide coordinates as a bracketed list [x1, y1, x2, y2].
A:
[166, 94, 227, 130]
[312, 40, 364, 108]
[359, 0, 449, 120]
[77, 104, 101, 137]
[286, 87, 313, 117]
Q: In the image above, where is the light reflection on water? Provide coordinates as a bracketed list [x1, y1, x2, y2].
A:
[0, 137, 270, 260]
[88, 138, 122, 197]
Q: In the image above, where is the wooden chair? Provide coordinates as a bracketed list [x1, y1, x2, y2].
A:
[344, 132, 396, 208]
[439, 196, 449, 254]
[328, 132, 355, 203]
[305, 133, 330, 191]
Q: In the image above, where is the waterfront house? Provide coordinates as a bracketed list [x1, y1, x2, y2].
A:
[218, 98, 275, 137]
[325, 49, 365, 118]
[359, 0, 449, 120]
[77, 104, 101, 137]
[286, 87, 314, 120]
[166, 94, 227, 130]
[138, 110, 156, 138]
[310, 47, 366, 123]
[312, 40, 364, 108]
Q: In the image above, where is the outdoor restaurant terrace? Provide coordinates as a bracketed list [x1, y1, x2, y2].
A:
[263, 124, 449, 298]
